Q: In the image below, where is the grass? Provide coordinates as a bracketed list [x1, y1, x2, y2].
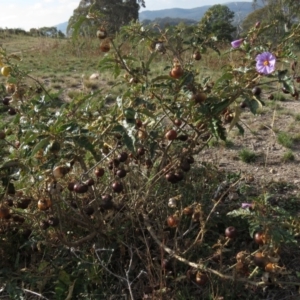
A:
[294, 113, 300, 121]
[282, 150, 295, 162]
[277, 131, 294, 148]
[208, 138, 234, 148]
[238, 148, 257, 163]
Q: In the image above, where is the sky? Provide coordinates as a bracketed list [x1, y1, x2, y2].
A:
[0, 0, 252, 31]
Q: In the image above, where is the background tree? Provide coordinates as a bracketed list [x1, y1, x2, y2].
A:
[199, 5, 236, 42]
[241, 6, 283, 44]
[253, 0, 300, 32]
[67, 0, 145, 36]
[142, 17, 197, 28]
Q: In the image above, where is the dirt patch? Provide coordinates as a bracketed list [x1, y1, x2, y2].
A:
[200, 97, 300, 189]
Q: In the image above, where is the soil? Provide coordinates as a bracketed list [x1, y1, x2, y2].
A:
[201, 96, 300, 189]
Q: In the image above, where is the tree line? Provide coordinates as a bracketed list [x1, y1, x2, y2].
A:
[67, 0, 300, 43]
[0, 27, 65, 38]
[1, 1, 299, 43]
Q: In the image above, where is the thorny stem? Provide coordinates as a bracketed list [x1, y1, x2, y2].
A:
[22, 288, 49, 300]
[57, 231, 97, 248]
[94, 245, 141, 300]
[143, 210, 300, 288]
[183, 176, 243, 254]
[80, 145, 118, 181]
[26, 74, 54, 101]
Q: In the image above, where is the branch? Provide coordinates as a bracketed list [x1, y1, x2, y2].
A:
[143, 213, 265, 287]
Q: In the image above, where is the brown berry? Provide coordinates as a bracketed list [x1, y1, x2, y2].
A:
[37, 199, 51, 211]
[170, 65, 183, 79]
[101, 194, 114, 210]
[0, 206, 10, 219]
[265, 263, 276, 273]
[167, 215, 179, 227]
[2, 96, 11, 105]
[174, 170, 184, 182]
[118, 152, 128, 162]
[86, 178, 95, 186]
[83, 206, 94, 216]
[177, 134, 188, 141]
[40, 220, 49, 230]
[112, 181, 123, 193]
[137, 147, 145, 156]
[195, 272, 208, 286]
[116, 169, 127, 178]
[254, 231, 265, 245]
[165, 129, 177, 141]
[95, 167, 105, 178]
[8, 107, 17, 115]
[165, 172, 177, 183]
[225, 226, 237, 239]
[48, 216, 59, 227]
[100, 39, 110, 52]
[73, 183, 89, 194]
[253, 252, 269, 268]
[180, 160, 191, 172]
[67, 181, 76, 191]
[16, 198, 31, 209]
[174, 119, 182, 126]
[193, 92, 207, 104]
[183, 206, 194, 215]
[252, 86, 261, 96]
[193, 51, 202, 61]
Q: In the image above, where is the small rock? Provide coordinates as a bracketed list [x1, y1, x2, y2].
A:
[228, 192, 239, 200]
[270, 169, 276, 174]
[89, 73, 99, 80]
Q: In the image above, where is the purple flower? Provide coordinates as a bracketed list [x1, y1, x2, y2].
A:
[231, 39, 244, 48]
[241, 203, 253, 209]
[255, 52, 276, 74]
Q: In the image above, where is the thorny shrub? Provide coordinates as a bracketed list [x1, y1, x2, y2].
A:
[0, 16, 300, 299]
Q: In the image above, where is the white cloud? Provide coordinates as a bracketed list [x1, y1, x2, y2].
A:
[0, 0, 251, 30]
[0, 1, 78, 30]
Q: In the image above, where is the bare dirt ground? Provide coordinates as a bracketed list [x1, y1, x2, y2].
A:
[201, 97, 300, 190]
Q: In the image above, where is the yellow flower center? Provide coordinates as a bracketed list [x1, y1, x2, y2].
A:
[263, 60, 269, 66]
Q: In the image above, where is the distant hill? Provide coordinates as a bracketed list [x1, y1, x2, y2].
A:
[55, 22, 68, 34]
[55, 1, 264, 35]
[140, 2, 261, 23]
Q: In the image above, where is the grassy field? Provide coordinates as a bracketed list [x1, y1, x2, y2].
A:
[1, 31, 300, 300]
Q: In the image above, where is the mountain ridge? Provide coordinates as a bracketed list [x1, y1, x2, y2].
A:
[55, 1, 263, 34]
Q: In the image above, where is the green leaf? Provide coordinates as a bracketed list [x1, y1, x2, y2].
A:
[38, 260, 49, 272]
[249, 97, 263, 115]
[214, 72, 233, 87]
[113, 64, 121, 78]
[151, 75, 175, 83]
[235, 122, 245, 135]
[123, 132, 135, 153]
[65, 280, 77, 300]
[210, 119, 226, 141]
[227, 208, 254, 217]
[71, 16, 88, 41]
[58, 270, 71, 285]
[146, 52, 157, 70]
[73, 135, 100, 161]
[278, 69, 295, 95]
[210, 98, 231, 116]
[228, 106, 242, 132]
[112, 124, 136, 152]
[31, 137, 51, 157]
